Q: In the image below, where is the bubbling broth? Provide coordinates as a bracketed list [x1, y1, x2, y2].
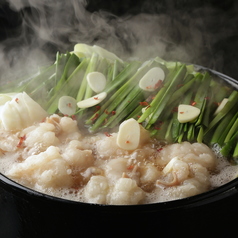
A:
[0, 44, 238, 205]
[0, 113, 237, 205]
[210, 145, 238, 188]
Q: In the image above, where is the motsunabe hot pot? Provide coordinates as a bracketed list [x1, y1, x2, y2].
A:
[1, 1, 238, 238]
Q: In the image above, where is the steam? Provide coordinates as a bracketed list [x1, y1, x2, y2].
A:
[1, 0, 238, 84]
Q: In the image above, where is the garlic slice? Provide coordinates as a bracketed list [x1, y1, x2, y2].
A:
[58, 96, 77, 116]
[117, 118, 140, 150]
[87, 72, 106, 93]
[139, 67, 165, 92]
[178, 104, 200, 123]
[214, 98, 228, 115]
[77, 92, 107, 109]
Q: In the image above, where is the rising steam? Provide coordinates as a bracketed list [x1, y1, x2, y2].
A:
[1, 0, 238, 84]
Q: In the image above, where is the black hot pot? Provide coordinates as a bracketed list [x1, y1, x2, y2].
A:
[0, 69, 237, 238]
[1, 1, 238, 238]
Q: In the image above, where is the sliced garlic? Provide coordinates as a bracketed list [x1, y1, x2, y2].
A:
[77, 92, 107, 109]
[116, 118, 140, 150]
[178, 104, 200, 123]
[58, 96, 77, 116]
[87, 72, 106, 93]
[214, 98, 228, 115]
[139, 67, 165, 92]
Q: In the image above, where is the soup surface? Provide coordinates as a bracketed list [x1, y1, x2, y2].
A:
[0, 45, 238, 204]
[0, 114, 237, 205]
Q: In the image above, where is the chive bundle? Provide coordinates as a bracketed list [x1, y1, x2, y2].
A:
[1, 45, 238, 163]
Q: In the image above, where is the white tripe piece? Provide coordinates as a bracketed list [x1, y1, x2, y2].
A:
[1, 112, 236, 205]
[163, 157, 180, 174]
[109, 177, 145, 205]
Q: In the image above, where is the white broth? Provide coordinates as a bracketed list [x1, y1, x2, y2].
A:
[0, 114, 237, 205]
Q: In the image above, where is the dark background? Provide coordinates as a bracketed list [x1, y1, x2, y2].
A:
[0, 0, 238, 79]
[0, 2, 238, 237]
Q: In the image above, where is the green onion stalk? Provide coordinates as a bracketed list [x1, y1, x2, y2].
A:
[0, 46, 238, 164]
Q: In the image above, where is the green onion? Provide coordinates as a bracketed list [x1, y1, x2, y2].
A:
[76, 53, 100, 102]
[50, 53, 80, 97]
[233, 142, 238, 163]
[204, 90, 238, 135]
[46, 57, 89, 114]
[1, 45, 238, 164]
[138, 64, 187, 129]
[220, 130, 238, 158]
[85, 61, 141, 126]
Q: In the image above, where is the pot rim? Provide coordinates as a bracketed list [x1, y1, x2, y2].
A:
[1, 171, 238, 212]
[0, 66, 238, 212]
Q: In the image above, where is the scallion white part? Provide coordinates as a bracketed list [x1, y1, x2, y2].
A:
[0, 92, 48, 130]
[74, 43, 123, 63]
[214, 98, 229, 115]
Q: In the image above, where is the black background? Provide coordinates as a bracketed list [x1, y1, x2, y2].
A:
[0, 1, 238, 237]
[0, 0, 238, 79]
